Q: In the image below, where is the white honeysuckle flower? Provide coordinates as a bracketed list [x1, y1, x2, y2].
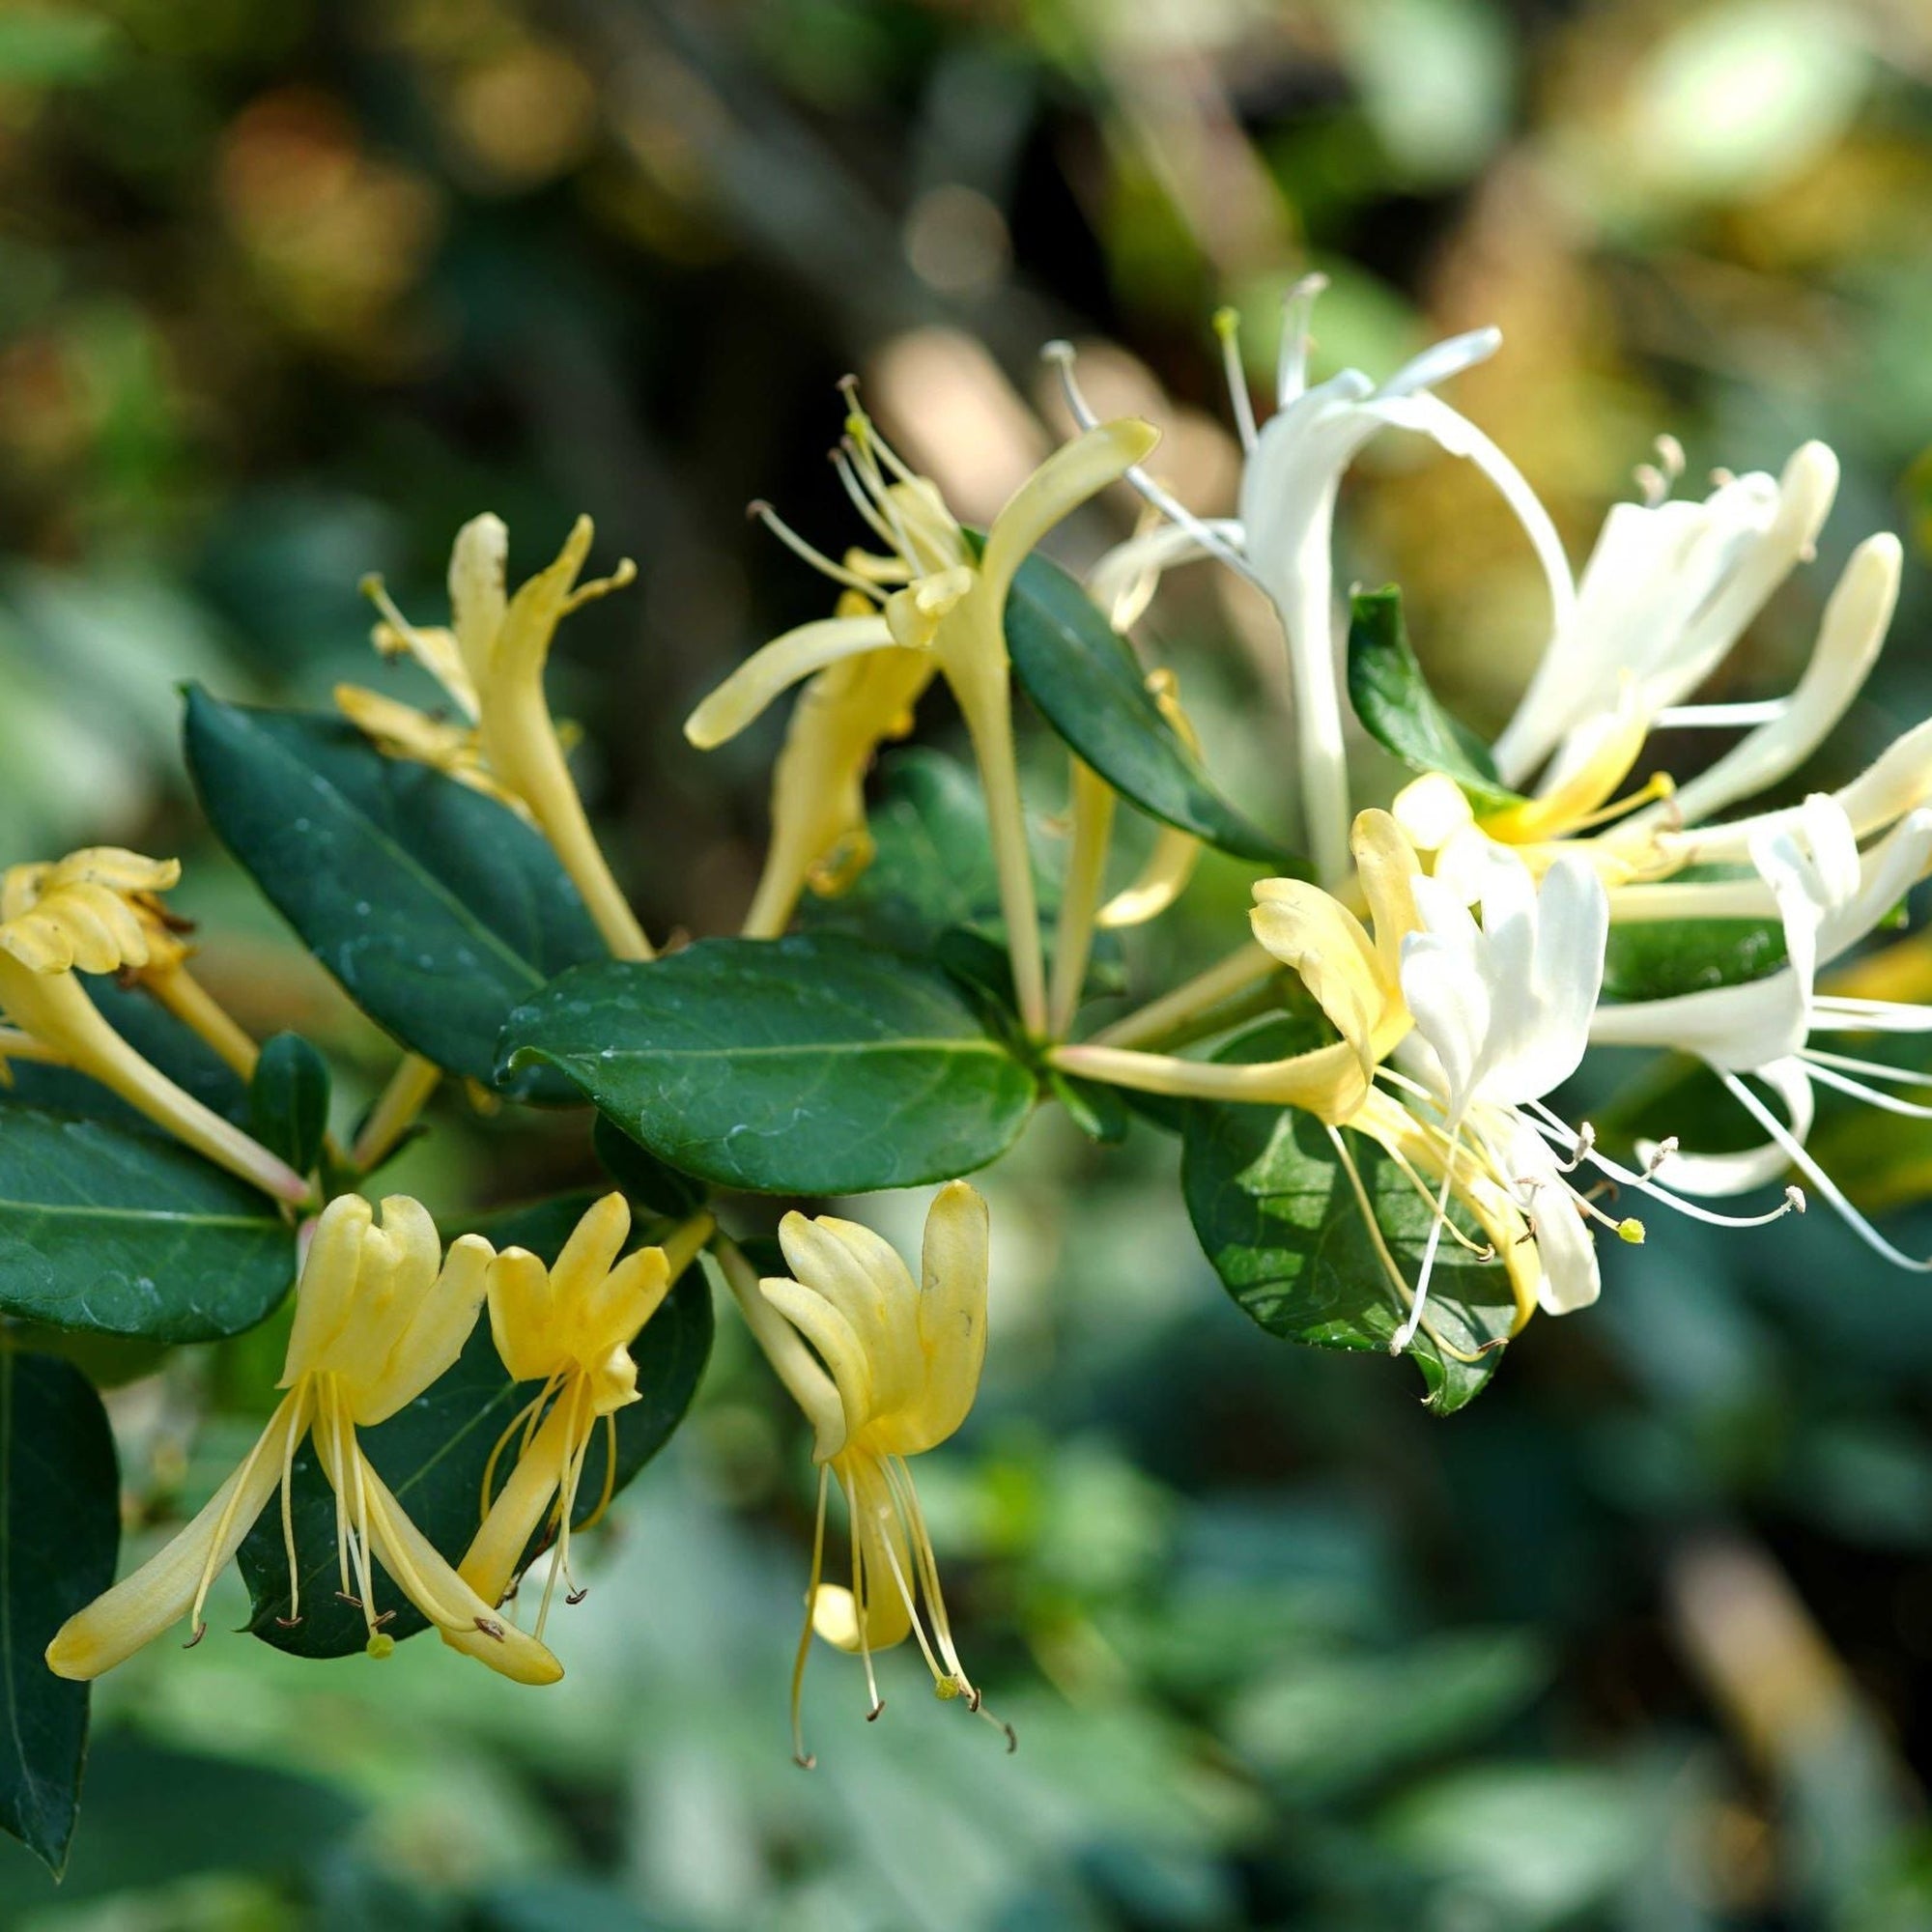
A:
[1493, 442, 1841, 791]
[1047, 277, 1574, 886]
[1589, 795, 1932, 1267]
[1388, 848, 1611, 1346]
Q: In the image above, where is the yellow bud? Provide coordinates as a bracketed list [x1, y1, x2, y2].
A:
[1616, 1218, 1646, 1245]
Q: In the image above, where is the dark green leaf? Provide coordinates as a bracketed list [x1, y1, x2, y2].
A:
[1048, 1067, 1131, 1145]
[0, 1106, 294, 1341]
[183, 689, 605, 1100]
[499, 935, 1039, 1195]
[0, 1352, 118, 1874]
[592, 1116, 708, 1221]
[241, 1195, 713, 1657]
[1181, 1019, 1515, 1412]
[1005, 553, 1299, 867]
[246, 1033, 331, 1174]
[1346, 587, 1522, 814]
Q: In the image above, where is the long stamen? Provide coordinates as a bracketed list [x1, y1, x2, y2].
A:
[572, 1411, 620, 1538]
[186, 1392, 292, 1640]
[790, 1466, 831, 1769]
[842, 1466, 883, 1720]
[276, 1381, 309, 1627]
[1803, 1061, 1932, 1121]
[1719, 1071, 1921, 1265]
[1277, 272, 1327, 407]
[1392, 1120, 1464, 1355]
[1803, 1046, 1932, 1088]
[831, 447, 905, 556]
[1212, 307, 1259, 453]
[480, 1384, 553, 1522]
[340, 1402, 381, 1634]
[1041, 341, 1266, 591]
[749, 500, 879, 595]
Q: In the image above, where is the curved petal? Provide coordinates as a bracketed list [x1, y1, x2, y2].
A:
[684, 615, 900, 750]
[899, 1179, 987, 1454]
[761, 1272, 875, 1459]
[980, 419, 1161, 607]
[1251, 879, 1385, 1072]
[1098, 825, 1202, 927]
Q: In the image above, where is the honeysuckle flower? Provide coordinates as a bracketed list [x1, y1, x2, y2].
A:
[1053, 809, 1421, 1118]
[47, 1194, 563, 1686]
[716, 1184, 1006, 1765]
[1493, 443, 1842, 791]
[1047, 280, 1573, 885]
[685, 384, 1157, 1036]
[348, 514, 653, 960]
[1393, 511, 1903, 895]
[0, 850, 307, 1203]
[738, 589, 936, 939]
[1591, 794, 1932, 1267]
[457, 1194, 713, 1638]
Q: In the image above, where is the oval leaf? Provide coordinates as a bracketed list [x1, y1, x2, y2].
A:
[246, 1033, 330, 1175]
[0, 1104, 294, 1341]
[1005, 552, 1300, 867]
[1347, 586, 1522, 814]
[1180, 1019, 1515, 1413]
[240, 1195, 713, 1658]
[0, 1351, 119, 1874]
[183, 689, 606, 1100]
[499, 934, 1039, 1195]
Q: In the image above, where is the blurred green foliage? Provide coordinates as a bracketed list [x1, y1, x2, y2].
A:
[6, 0, 1932, 1925]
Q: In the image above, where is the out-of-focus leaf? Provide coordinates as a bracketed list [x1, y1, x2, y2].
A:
[0, 11, 122, 86]
[1229, 1629, 1548, 1799]
[1601, 916, 1787, 1003]
[246, 1032, 330, 1175]
[184, 691, 604, 1100]
[0, 1104, 293, 1341]
[500, 936, 1038, 1195]
[240, 1195, 712, 1657]
[0, 1352, 118, 1874]
[1006, 553, 1297, 867]
[1180, 1017, 1515, 1412]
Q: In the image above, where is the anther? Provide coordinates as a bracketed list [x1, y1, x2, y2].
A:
[1556, 1122, 1598, 1172]
[1641, 1136, 1680, 1179]
[335, 1589, 364, 1608]
[183, 1622, 207, 1650]
[867, 1698, 886, 1722]
[274, 1613, 304, 1629]
[566, 1586, 588, 1606]
[745, 498, 772, 522]
[1654, 434, 1686, 481]
[794, 1752, 818, 1771]
[474, 1617, 505, 1642]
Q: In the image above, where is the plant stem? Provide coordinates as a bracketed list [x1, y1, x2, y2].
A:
[351, 1054, 442, 1174]
[1087, 941, 1278, 1051]
[1047, 761, 1115, 1040]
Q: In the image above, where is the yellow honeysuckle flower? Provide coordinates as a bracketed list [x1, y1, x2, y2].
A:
[350, 514, 653, 961]
[684, 383, 1158, 1035]
[717, 1184, 1008, 1765]
[0, 850, 307, 1202]
[46, 1194, 563, 1686]
[456, 1194, 713, 1641]
[740, 589, 935, 938]
[1054, 809, 1421, 1121]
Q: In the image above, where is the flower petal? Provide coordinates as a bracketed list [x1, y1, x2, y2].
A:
[684, 615, 900, 751]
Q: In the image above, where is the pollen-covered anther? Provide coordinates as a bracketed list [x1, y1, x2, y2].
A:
[1556, 1122, 1599, 1173]
[1640, 1136, 1681, 1179]
[1786, 1186, 1807, 1214]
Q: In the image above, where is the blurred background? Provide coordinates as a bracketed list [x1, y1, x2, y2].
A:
[6, 0, 1932, 1926]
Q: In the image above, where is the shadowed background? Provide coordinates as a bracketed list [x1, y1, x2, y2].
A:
[5, 1, 1932, 1926]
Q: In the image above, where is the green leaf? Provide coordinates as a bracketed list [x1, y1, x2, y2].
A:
[0, 1105, 294, 1341]
[1005, 553, 1300, 867]
[1346, 586, 1522, 813]
[1180, 1018, 1516, 1412]
[1600, 917, 1786, 1002]
[246, 1033, 331, 1175]
[239, 1195, 713, 1658]
[499, 935, 1039, 1195]
[0, 1351, 119, 1874]
[182, 689, 606, 1100]
[592, 1115, 708, 1221]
